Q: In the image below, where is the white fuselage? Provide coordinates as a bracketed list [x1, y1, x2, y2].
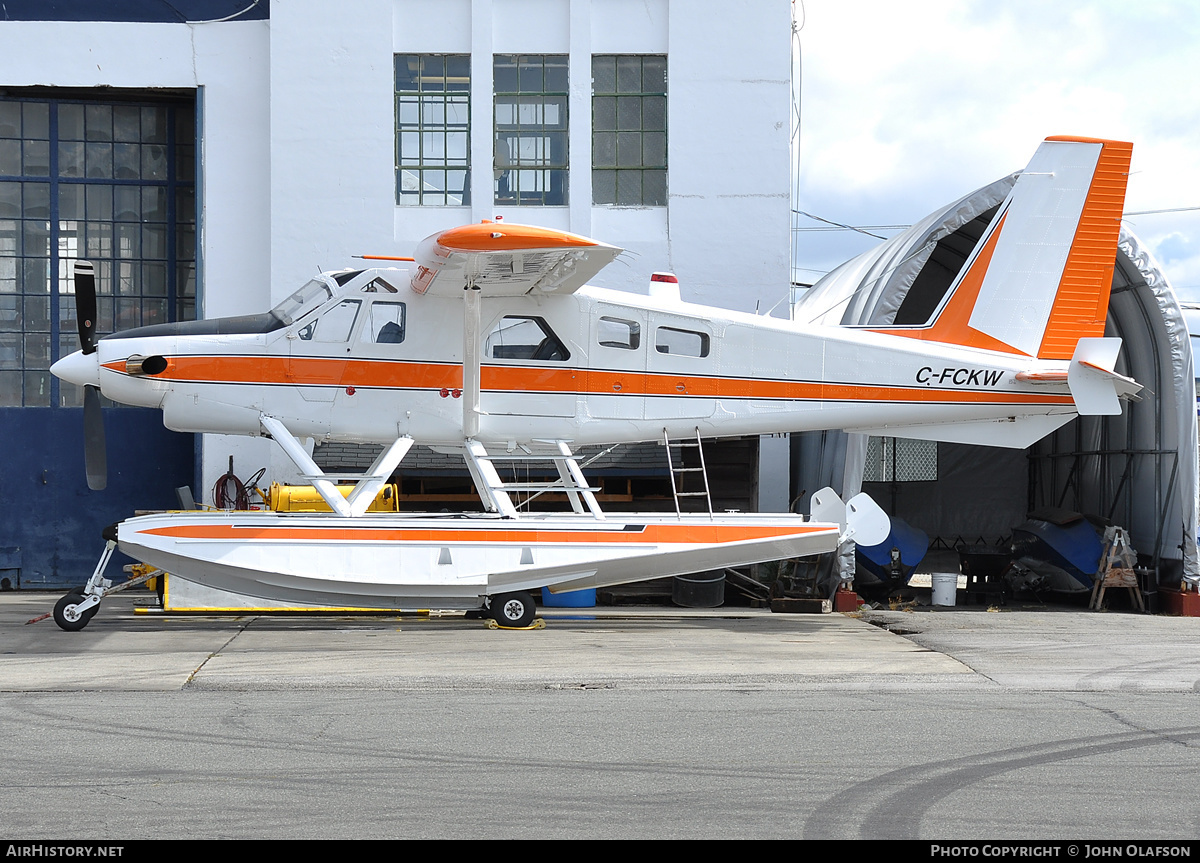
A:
[81, 268, 1076, 449]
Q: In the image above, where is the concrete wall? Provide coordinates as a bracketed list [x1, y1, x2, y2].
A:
[0, 1, 794, 498]
[266, 0, 791, 309]
[0, 18, 275, 504]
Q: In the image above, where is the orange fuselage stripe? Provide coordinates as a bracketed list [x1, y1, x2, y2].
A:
[104, 355, 1073, 407]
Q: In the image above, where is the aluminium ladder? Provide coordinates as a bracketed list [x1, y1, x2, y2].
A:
[663, 428, 713, 518]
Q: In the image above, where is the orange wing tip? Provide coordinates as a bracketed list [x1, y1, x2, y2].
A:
[436, 222, 601, 252]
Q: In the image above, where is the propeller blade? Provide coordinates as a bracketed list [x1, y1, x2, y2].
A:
[83, 384, 107, 491]
[74, 260, 97, 355]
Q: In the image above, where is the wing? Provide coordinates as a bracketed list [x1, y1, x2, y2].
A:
[409, 221, 622, 297]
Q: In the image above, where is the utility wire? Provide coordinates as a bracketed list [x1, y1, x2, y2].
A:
[1123, 206, 1200, 216]
[793, 209, 888, 240]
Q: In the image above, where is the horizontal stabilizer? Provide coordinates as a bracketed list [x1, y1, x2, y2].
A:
[1068, 337, 1141, 416]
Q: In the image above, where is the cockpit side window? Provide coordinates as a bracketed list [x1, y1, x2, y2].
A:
[271, 278, 332, 326]
[360, 302, 407, 345]
[297, 299, 361, 342]
[484, 316, 570, 362]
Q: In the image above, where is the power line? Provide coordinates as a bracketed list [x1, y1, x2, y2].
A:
[793, 205, 1200, 238]
[792, 209, 887, 240]
[793, 225, 910, 232]
[1123, 206, 1200, 216]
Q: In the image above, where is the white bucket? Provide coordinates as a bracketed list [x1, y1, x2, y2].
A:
[930, 572, 958, 607]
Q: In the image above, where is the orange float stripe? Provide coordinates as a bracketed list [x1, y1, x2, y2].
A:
[139, 522, 835, 544]
[1037, 138, 1132, 359]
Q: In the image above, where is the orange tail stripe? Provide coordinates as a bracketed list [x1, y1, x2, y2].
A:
[1037, 139, 1132, 359]
[867, 213, 1026, 355]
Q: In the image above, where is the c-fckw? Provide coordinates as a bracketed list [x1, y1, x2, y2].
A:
[48, 136, 1140, 630]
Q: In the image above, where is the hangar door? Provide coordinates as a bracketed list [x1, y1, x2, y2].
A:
[0, 92, 197, 589]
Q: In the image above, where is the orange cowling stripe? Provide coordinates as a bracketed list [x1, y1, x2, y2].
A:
[436, 222, 600, 252]
[1037, 138, 1132, 359]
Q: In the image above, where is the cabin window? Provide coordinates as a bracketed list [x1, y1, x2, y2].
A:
[597, 316, 640, 350]
[361, 301, 406, 345]
[655, 326, 708, 357]
[298, 299, 360, 343]
[485, 315, 570, 361]
[494, 55, 568, 206]
[395, 54, 470, 207]
[592, 55, 667, 206]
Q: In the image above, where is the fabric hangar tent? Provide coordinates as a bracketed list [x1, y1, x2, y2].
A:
[791, 173, 1199, 588]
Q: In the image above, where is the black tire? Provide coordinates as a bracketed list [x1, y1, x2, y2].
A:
[490, 591, 536, 628]
[53, 590, 97, 632]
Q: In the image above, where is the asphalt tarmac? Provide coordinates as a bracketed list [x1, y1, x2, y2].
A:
[2, 591, 1199, 840]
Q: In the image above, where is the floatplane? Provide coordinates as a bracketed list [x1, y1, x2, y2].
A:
[46, 135, 1140, 630]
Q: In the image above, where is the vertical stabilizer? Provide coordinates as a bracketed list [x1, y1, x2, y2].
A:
[871, 137, 1132, 358]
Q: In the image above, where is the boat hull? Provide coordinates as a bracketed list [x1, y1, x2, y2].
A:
[118, 510, 841, 609]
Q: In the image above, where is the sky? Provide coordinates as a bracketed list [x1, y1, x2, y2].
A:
[790, 0, 1200, 301]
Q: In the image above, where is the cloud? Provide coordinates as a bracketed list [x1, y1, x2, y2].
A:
[792, 0, 1200, 290]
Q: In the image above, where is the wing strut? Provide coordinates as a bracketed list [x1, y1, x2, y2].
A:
[460, 440, 605, 520]
[463, 283, 482, 438]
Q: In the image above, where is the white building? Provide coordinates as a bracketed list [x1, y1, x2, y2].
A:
[0, 0, 794, 587]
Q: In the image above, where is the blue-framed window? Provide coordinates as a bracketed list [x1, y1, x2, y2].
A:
[0, 95, 196, 407]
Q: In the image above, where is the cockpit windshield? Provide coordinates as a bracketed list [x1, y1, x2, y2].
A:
[271, 278, 333, 326]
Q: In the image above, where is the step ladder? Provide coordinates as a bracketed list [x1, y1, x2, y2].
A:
[663, 428, 713, 517]
[463, 440, 604, 520]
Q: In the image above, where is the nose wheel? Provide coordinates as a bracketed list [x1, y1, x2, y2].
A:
[53, 589, 98, 632]
[488, 591, 537, 628]
[41, 539, 162, 632]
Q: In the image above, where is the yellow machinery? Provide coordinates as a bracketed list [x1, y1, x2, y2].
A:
[268, 482, 400, 513]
